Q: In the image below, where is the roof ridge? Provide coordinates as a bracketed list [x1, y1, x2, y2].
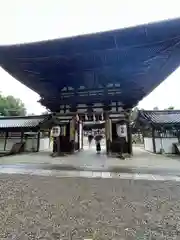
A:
[0, 114, 50, 120]
[140, 110, 180, 113]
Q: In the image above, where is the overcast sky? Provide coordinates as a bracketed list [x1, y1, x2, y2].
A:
[0, 0, 180, 113]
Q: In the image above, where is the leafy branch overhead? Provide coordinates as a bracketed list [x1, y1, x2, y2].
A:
[0, 93, 26, 116]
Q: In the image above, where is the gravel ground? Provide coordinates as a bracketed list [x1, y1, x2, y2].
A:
[0, 175, 180, 239]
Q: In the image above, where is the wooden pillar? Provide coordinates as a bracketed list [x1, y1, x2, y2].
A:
[21, 130, 24, 143]
[81, 121, 84, 150]
[127, 120, 132, 155]
[152, 127, 156, 153]
[53, 137, 58, 153]
[125, 111, 132, 155]
[70, 117, 75, 153]
[105, 112, 111, 154]
[77, 121, 80, 151]
[4, 131, 8, 151]
[37, 131, 40, 152]
[57, 136, 61, 154]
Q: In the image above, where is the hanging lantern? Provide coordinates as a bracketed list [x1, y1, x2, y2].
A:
[51, 126, 60, 137]
[116, 124, 127, 140]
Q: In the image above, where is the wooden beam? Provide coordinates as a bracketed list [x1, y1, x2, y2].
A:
[152, 127, 156, 153]
[4, 132, 8, 151]
[127, 120, 132, 155]
[37, 131, 40, 152]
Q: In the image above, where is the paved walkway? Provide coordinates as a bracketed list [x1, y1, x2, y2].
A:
[0, 144, 179, 181]
[0, 145, 180, 180]
[1, 145, 180, 170]
[0, 167, 180, 182]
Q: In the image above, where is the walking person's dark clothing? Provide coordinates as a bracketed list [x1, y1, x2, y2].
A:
[94, 134, 102, 153]
[96, 142, 101, 152]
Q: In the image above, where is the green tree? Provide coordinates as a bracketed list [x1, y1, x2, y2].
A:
[167, 106, 174, 110]
[164, 106, 174, 110]
[0, 94, 26, 116]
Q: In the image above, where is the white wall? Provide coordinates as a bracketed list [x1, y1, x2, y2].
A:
[39, 138, 50, 151]
[25, 138, 38, 151]
[0, 137, 37, 152]
[0, 139, 5, 151]
[155, 137, 178, 154]
[6, 138, 22, 151]
[25, 137, 50, 152]
[0, 134, 50, 152]
[144, 137, 154, 152]
[144, 137, 178, 154]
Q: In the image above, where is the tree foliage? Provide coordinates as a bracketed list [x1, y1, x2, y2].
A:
[167, 106, 174, 110]
[0, 94, 26, 116]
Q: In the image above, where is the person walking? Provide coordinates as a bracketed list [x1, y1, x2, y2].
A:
[88, 134, 94, 148]
[94, 134, 102, 153]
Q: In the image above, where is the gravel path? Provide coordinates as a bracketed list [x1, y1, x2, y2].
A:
[0, 175, 180, 239]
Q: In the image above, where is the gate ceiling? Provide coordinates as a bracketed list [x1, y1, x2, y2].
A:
[0, 18, 180, 111]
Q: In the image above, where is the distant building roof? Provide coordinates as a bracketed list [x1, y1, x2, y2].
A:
[0, 115, 49, 129]
[138, 110, 180, 126]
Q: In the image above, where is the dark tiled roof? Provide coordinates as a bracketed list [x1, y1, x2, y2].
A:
[139, 110, 180, 125]
[0, 115, 48, 128]
[1, 18, 180, 111]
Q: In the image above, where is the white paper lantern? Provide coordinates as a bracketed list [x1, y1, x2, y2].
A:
[116, 124, 127, 138]
[51, 126, 60, 137]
